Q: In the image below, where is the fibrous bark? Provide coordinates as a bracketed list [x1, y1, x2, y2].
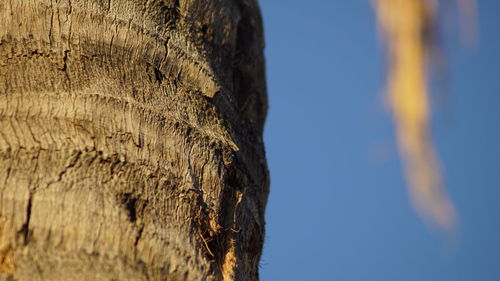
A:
[0, 0, 268, 280]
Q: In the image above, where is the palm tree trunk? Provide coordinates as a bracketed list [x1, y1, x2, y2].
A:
[0, 0, 268, 280]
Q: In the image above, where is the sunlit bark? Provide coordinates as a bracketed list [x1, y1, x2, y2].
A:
[0, 1, 268, 280]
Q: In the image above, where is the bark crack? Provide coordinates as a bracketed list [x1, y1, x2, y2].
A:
[55, 150, 81, 183]
[18, 192, 33, 246]
[134, 224, 144, 248]
[120, 193, 138, 223]
[59, 50, 69, 72]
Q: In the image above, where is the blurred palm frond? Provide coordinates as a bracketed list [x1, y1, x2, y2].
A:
[374, 0, 476, 230]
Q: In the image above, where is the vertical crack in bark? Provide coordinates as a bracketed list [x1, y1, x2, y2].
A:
[18, 192, 33, 246]
[120, 193, 138, 223]
[134, 224, 144, 248]
[48, 0, 54, 46]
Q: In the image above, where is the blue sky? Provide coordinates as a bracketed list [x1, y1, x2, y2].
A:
[259, 1, 500, 280]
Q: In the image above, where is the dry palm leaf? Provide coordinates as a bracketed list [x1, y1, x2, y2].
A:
[374, 0, 477, 229]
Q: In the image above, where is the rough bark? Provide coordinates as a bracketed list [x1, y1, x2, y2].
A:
[0, 0, 268, 280]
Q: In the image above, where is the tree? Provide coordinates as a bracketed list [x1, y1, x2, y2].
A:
[0, 0, 269, 280]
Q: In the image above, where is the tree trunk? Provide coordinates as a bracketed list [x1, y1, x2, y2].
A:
[0, 0, 268, 280]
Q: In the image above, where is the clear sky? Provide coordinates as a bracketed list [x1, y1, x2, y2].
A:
[259, 1, 500, 281]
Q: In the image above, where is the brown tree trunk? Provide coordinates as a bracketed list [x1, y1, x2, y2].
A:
[0, 0, 268, 280]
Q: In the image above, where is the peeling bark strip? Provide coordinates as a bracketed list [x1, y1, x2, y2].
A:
[0, 0, 268, 280]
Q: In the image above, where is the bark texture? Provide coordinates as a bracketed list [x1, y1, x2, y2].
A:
[0, 0, 268, 280]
